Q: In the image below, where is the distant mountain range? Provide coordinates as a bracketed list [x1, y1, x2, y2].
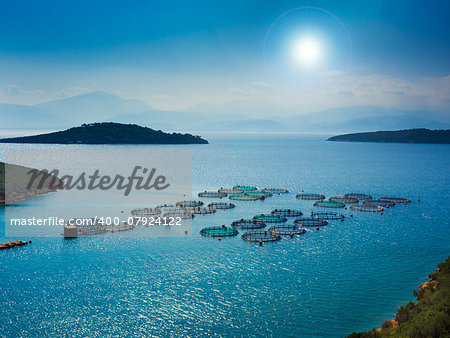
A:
[1, 91, 449, 132]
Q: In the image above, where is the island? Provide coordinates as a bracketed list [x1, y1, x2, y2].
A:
[347, 256, 450, 337]
[0, 122, 208, 144]
[327, 128, 450, 144]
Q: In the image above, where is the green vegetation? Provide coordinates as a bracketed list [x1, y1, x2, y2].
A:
[0, 122, 208, 144]
[348, 257, 450, 337]
[328, 128, 450, 144]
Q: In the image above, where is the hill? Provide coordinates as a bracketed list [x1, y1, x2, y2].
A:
[327, 129, 450, 144]
[0, 122, 208, 144]
[347, 257, 450, 337]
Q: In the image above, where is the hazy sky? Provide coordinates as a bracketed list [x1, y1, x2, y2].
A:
[0, 0, 449, 113]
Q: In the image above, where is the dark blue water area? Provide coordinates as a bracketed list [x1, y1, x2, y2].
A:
[1, 135, 449, 336]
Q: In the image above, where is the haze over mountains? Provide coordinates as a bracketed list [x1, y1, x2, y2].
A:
[1, 91, 449, 132]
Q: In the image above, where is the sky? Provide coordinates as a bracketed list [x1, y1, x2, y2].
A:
[0, 0, 449, 113]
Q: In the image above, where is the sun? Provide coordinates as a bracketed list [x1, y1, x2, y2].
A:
[293, 37, 322, 65]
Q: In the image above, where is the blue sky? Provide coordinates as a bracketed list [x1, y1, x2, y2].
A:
[0, 0, 449, 113]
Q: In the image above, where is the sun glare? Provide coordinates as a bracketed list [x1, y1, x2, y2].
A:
[293, 37, 322, 65]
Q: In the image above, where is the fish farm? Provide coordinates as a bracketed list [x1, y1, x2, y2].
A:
[350, 204, 383, 212]
[296, 193, 326, 200]
[231, 219, 266, 230]
[345, 193, 373, 201]
[200, 226, 239, 237]
[262, 188, 289, 194]
[269, 225, 306, 236]
[208, 202, 235, 210]
[233, 185, 258, 191]
[176, 200, 204, 208]
[380, 197, 412, 203]
[162, 209, 195, 219]
[253, 214, 287, 223]
[229, 193, 263, 201]
[241, 231, 281, 243]
[198, 191, 227, 198]
[329, 196, 359, 203]
[271, 209, 303, 217]
[311, 211, 345, 220]
[130, 207, 161, 216]
[218, 187, 244, 194]
[313, 200, 346, 208]
[189, 207, 216, 215]
[156, 204, 180, 212]
[363, 199, 396, 208]
[294, 218, 329, 227]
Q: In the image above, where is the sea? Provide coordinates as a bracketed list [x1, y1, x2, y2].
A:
[1, 132, 449, 337]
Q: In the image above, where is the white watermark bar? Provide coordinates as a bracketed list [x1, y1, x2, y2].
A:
[4, 148, 192, 237]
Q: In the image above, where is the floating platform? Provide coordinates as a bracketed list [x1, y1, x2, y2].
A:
[269, 225, 306, 236]
[311, 211, 345, 220]
[241, 231, 281, 243]
[200, 226, 238, 237]
[296, 193, 325, 200]
[271, 209, 303, 217]
[208, 202, 235, 210]
[294, 218, 328, 227]
[314, 200, 346, 208]
[350, 204, 383, 212]
[262, 188, 289, 194]
[329, 196, 359, 203]
[345, 193, 373, 201]
[253, 214, 287, 223]
[198, 191, 227, 198]
[231, 219, 266, 230]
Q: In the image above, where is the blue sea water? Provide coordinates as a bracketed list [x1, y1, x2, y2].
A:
[1, 134, 449, 337]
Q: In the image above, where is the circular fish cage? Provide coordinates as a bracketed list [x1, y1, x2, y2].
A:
[241, 231, 281, 243]
[233, 185, 258, 192]
[294, 218, 329, 227]
[345, 193, 373, 201]
[311, 211, 345, 220]
[198, 191, 227, 198]
[229, 193, 262, 201]
[262, 188, 289, 195]
[189, 207, 217, 215]
[329, 196, 359, 204]
[156, 204, 180, 213]
[296, 193, 325, 200]
[176, 200, 204, 208]
[364, 199, 396, 208]
[130, 207, 162, 216]
[162, 209, 194, 219]
[253, 214, 287, 223]
[218, 187, 244, 194]
[350, 204, 383, 212]
[271, 209, 303, 217]
[231, 219, 266, 230]
[105, 222, 135, 233]
[74, 220, 107, 235]
[269, 225, 306, 236]
[200, 226, 239, 238]
[208, 202, 235, 210]
[313, 200, 346, 208]
[379, 197, 411, 204]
